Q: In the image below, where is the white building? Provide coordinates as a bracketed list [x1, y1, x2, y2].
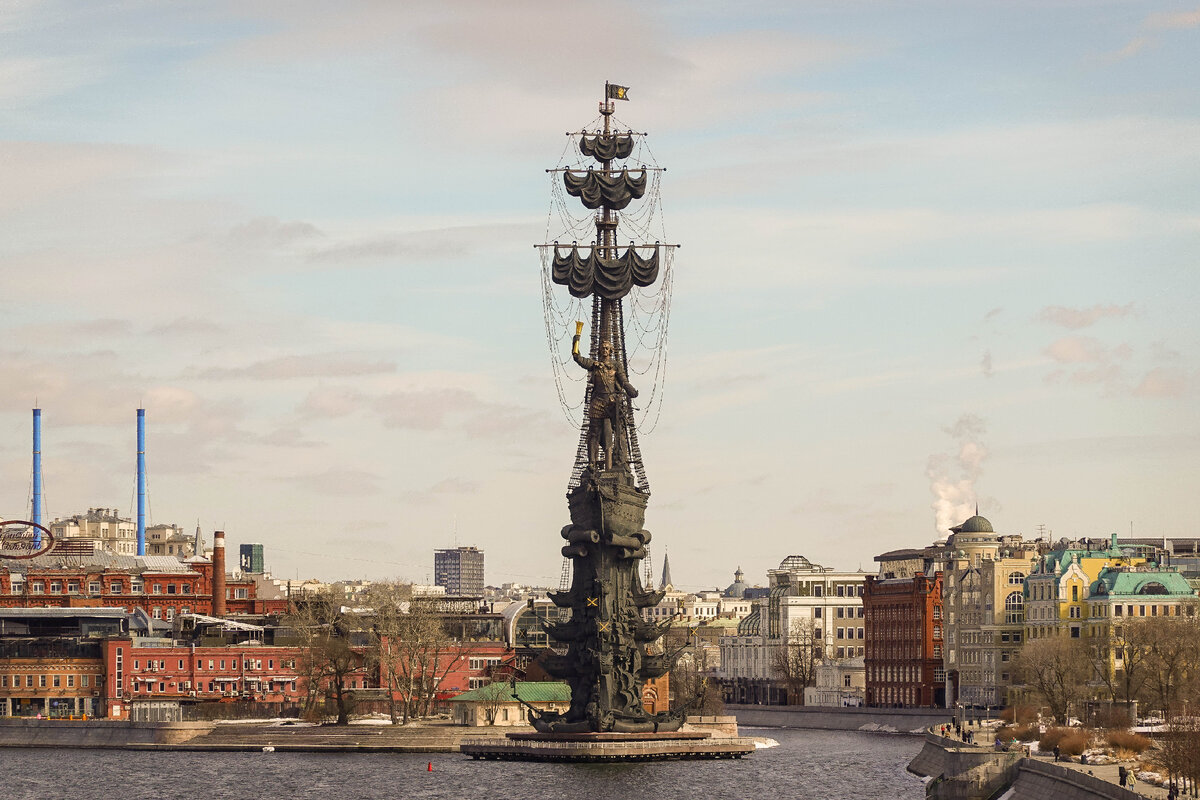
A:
[721, 555, 867, 704]
[50, 508, 137, 556]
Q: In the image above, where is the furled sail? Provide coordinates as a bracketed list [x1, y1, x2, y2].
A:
[563, 169, 646, 210]
[551, 244, 660, 299]
[579, 134, 634, 162]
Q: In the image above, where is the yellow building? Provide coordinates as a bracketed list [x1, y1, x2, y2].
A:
[1024, 534, 1147, 641]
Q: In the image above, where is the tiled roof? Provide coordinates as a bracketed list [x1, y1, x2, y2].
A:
[450, 681, 569, 704]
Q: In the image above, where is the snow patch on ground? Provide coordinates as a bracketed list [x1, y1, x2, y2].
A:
[753, 738, 780, 749]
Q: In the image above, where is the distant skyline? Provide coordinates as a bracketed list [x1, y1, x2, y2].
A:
[2, 1, 1197, 591]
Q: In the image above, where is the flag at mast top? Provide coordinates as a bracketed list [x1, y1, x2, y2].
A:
[606, 82, 630, 101]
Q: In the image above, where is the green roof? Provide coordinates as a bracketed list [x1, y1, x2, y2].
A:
[450, 681, 569, 704]
[1094, 567, 1195, 599]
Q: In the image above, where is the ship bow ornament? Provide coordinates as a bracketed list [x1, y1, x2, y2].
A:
[533, 84, 681, 734]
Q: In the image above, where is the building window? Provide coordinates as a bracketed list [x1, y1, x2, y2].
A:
[167, 584, 176, 594]
[1071, 585, 1079, 602]
[814, 607, 821, 619]
[152, 608, 162, 619]
[53, 675, 61, 687]
[182, 585, 191, 594]
[152, 584, 162, 594]
[131, 580, 143, 593]
[67, 581, 81, 594]
[40, 675, 47, 687]
[111, 582, 123, 594]
[1009, 572, 1025, 585]
[88, 581, 101, 595]
[26, 675, 34, 687]
[82, 675, 89, 687]
[50, 582, 62, 594]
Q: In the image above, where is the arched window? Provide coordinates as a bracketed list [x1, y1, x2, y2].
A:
[1008, 572, 1025, 585]
[1004, 591, 1024, 624]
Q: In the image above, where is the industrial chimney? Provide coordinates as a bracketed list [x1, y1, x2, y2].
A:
[212, 531, 227, 616]
[136, 408, 146, 556]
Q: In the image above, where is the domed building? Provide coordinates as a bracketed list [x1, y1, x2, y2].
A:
[723, 567, 748, 599]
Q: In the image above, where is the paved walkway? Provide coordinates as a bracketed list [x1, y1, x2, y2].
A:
[931, 724, 1180, 799]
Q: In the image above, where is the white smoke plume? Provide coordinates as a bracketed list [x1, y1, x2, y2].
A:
[926, 414, 989, 535]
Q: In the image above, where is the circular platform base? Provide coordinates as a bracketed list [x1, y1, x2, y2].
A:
[461, 732, 755, 762]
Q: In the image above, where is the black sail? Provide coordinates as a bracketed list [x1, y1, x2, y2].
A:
[563, 169, 647, 210]
[579, 134, 634, 162]
[551, 245, 659, 299]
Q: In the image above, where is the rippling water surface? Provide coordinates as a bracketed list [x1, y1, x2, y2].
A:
[4, 728, 924, 800]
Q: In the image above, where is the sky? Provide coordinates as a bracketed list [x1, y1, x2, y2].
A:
[1, 1, 1198, 592]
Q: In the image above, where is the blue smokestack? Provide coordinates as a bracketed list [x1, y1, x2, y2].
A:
[137, 408, 146, 556]
[32, 408, 43, 547]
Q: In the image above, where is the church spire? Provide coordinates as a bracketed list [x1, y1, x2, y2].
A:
[660, 549, 673, 590]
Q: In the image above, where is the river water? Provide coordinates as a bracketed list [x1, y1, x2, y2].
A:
[3, 728, 925, 800]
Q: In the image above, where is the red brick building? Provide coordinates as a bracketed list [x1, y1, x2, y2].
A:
[863, 572, 945, 708]
[0, 552, 286, 619]
[98, 638, 362, 720]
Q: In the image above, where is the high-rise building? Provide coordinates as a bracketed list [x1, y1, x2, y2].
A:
[434, 546, 485, 596]
[239, 543, 265, 574]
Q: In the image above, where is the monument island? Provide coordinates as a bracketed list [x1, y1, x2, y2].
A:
[462, 84, 754, 761]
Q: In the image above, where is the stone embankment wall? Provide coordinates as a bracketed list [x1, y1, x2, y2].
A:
[908, 731, 1022, 800]
[1008, 761, 1141, 800]
[681, 715, 739, 738]
[728, 704, 957, 734]
[0, 719, 213, 748]
[908, 730, 1143, 800]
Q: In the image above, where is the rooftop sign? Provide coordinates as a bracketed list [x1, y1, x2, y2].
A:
[0, 520, 55, 559]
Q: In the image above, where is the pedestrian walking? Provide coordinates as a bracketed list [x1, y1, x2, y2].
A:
[1118, 765, 1127, 787]
[1053, 745, 1060, 762]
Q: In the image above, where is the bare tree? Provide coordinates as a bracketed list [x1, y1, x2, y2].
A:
[364, 582, 412, 724]
[772, 619, 820, 706]
[1016, 635, 1092, 724]
[1140, 614, 1200, 720]
[479, 679, 511, 726]
[671, 642, 724, 716]
[287, 589, 364, 725]
[389, 595, 469, 722]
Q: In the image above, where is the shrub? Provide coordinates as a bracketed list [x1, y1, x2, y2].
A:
[1039, 727, 1075, 752]
[996, 725, 1016, 743]
[1105, 731, 1152, 755]
[1000, 707, 1016, 723]
[1012, 723, 1038, 742]
[1058, 731, 1092, 757]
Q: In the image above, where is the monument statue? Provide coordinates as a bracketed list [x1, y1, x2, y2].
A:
[528, 83, 685, 734]
[572, 323, 638, 472]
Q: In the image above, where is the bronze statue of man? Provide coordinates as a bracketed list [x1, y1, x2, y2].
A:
[572, 323, 638, 471]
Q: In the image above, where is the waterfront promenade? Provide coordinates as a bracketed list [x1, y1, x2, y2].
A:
[923, 723, 1176, 799]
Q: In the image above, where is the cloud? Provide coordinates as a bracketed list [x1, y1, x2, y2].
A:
[372, 387, 546, 439]
[1113, 6, 1200, 60]
[1036, 303, 1135, 330]
[1133, 367, 1188, 398]
[283, 468, 382, 497]
[197, 354, 397, 380]
[147, 318, 226, 338]
[980, 350, 994, 378]
[1143, 8, 1200, 31]
[298, 385, 365, 418]
[225, 217, 322, 247]
[1044, 336, 1132, 364]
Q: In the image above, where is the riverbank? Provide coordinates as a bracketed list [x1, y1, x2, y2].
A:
[909, 726, 1174, 800]
[0, 716, 763, 753]
[727, 703, 960, 734]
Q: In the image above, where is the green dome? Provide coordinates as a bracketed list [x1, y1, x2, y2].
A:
[954, 515, 994, 534]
